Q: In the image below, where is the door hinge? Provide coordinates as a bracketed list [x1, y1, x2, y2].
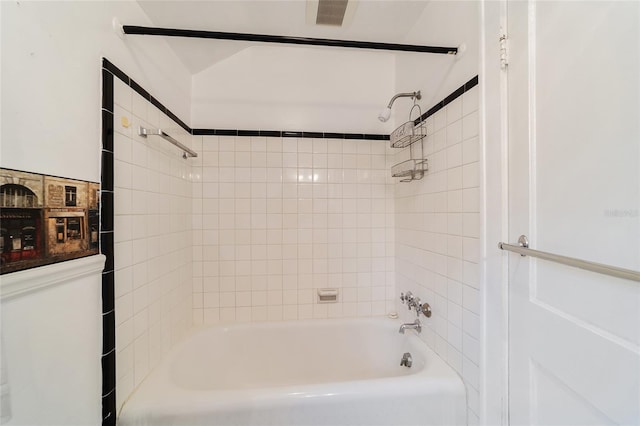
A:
[499, 33, 508, 69]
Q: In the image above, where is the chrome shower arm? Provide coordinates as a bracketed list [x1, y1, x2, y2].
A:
[378, 90, 422, 122]
[386, 91, 421, 108]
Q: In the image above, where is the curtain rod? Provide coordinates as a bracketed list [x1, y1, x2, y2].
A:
[122, 25, 458, 55]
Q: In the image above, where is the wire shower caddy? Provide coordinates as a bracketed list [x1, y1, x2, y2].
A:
[390, 103, 427, 182]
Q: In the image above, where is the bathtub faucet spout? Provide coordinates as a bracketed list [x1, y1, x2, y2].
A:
[398, 319, 421, 334]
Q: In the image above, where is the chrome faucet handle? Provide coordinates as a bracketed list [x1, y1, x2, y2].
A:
[400, 291, 414, 305]
[416, 302, 432, 318]
[408, 296, 420, 310]
[406, 294, 415, 310]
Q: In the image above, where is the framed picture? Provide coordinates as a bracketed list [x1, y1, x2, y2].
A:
[1, 168, 100, 274]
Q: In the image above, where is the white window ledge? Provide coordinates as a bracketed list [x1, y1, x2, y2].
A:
[0, 255, 106, 301]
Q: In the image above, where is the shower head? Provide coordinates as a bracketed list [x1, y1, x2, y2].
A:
[378, 91, 422, 122]
[378, 107, 392, 122]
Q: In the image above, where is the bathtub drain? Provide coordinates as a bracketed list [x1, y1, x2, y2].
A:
[400, 352, 412, 368]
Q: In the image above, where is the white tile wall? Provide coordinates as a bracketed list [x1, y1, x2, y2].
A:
[192, 136, 396, 324]
[394, 85, 480, 421]
[112, 79, 193, 410]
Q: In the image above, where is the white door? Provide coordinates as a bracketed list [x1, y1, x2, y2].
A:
[506, 1, 640, 425]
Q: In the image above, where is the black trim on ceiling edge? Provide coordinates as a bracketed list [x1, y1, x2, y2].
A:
[123, 26, 458, 55]
[102, 58, 192, 134]
[192, 129, 390, 140]
[414, 75, 479, 126]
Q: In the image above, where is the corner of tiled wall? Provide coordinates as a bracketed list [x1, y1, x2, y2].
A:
[394, 83, 480, 424]
[191, 136, 396, 325]
[111, 77, 194, 411]
[191, 134, 205, 325]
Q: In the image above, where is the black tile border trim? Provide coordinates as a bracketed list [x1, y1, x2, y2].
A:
[103, 59, 129, 85]
[101, 70, 113, 112]
[100, 63, 116, 426]
[103, 58, 192, 134]
[102, 389, 116, 426]
[414, 75, 479, 126]
[191, 128, 390, 140]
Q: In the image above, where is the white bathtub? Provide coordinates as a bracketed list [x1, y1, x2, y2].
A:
[118, 317, 466, 426]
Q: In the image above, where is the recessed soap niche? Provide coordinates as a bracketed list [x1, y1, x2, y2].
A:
[317, 288, 339, 303]
[0, 168, 100, 274]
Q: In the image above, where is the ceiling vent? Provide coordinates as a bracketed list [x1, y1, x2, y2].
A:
[316, 0, 349, 26]
[306, 0, 357, 27]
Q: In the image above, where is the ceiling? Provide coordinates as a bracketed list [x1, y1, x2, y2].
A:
[135, 0, 432, 75]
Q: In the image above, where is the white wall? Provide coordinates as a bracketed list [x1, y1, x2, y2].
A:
[478, 1, 508, 423]
[393, 1, 480, 126]
[189, 2, 478, 135]
[1, 266, 103, 425]
[0, 0, 191, 182]
[191, 45, 396, 134]
[0, 1, 191, 424]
